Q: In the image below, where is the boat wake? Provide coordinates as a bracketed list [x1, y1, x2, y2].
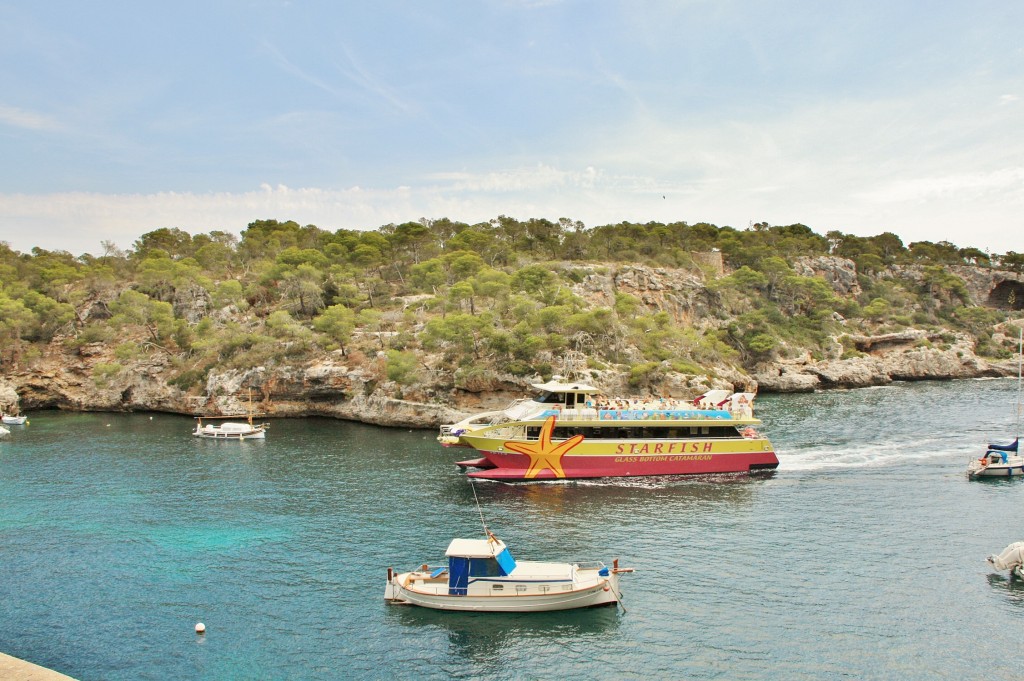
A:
[777, 437, 977, 472]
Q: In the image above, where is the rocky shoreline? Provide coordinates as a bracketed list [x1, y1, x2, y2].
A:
[0, 328, 1016, 429]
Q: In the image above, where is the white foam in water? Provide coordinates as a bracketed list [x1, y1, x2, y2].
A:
[777, 437, 980, 472]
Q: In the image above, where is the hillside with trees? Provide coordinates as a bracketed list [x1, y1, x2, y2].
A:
[1, 217, 1022, 425]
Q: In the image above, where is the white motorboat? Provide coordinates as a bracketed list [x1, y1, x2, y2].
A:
[988, 541, 1024, 579]
[1, 414, 27, 425]
[969, 328, 1023, 479]
[384, 532, 631, 612]
[193, 417, 267, 440]
[0, 425, 9, 437]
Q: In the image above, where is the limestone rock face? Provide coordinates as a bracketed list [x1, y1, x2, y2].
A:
[752, 331, 1005, 392]
[173, 284, 211, 323]
[0, 379, 19, 414]
[574, 264, 720, 324]
[792, 256, 861, 296]
[950, 266, 1024, 307]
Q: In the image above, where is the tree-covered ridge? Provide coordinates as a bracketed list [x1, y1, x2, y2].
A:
[1, 217, 1021, 394]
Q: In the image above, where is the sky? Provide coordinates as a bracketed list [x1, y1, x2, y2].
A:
[1, 0, 1022, 257]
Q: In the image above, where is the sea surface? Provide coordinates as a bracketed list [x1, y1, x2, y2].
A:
[2, 379, 1023, 680]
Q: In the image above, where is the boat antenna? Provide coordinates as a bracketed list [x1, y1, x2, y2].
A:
[469, 479, 490, 538]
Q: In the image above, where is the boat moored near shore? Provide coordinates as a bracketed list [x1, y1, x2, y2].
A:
[193, 416, 267, 440]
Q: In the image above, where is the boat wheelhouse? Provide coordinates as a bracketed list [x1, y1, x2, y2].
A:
[439, 378, 778, 480]
[384, 532, 630, 612]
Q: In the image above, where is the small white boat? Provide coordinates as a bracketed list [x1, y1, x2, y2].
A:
[193, 418, 267, 440]
[2, 414, 27, 426]
[969, 328, 1024, 479]
[968, 439, 1023, 478]
[0, 425, 9, 437]
[988, 541, 1024, 579]
[384, 532, 631, 612]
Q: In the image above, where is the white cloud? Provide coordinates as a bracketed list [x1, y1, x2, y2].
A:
[2, 152, 1023, 259]
[854, 168, 1024, 204]
[0, 104, 62, 131]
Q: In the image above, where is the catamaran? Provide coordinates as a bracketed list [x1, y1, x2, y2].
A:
[439, 377, 778, 480]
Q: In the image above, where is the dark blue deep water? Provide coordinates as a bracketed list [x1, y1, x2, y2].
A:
[3, 379, 1024, 680]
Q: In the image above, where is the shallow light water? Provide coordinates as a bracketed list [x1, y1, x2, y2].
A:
[2, 379, 1023, 680]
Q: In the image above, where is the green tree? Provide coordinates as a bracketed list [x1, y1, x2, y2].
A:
[385, 349, 419, 383]
[0, 294, 37, 363]
[109, 290, 176, 344]
[313, 304, 356, 355]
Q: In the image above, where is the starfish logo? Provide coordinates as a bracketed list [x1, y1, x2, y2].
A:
[504, 416, 584, 479]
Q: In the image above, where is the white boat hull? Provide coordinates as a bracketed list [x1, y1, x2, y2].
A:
[193, 424, 266, 440]
[968, 455, 1024, 478]
[0, 425, 9, 437]
[1, 415, 26, 425]
[386, 572, 622, 612]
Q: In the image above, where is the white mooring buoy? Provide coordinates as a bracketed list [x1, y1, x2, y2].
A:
[195, 622, 206, 634]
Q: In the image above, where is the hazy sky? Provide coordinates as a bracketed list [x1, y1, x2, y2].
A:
[1, 1, 1022, 256]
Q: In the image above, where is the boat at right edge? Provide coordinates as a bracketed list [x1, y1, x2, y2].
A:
[968, 327, 1023, 479]
[439, 378, 778, 481]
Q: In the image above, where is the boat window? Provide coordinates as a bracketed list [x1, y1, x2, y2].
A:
[516, 585, 527, 592]
[537, 392, 566, 404]
[492, 584, 504, 591]
[468, 558, 502, 577]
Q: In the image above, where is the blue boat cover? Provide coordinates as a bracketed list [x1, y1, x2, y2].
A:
[448, 557, 469, 595]
[495, 547, 517, 576]
[988, 438, 1019, 452]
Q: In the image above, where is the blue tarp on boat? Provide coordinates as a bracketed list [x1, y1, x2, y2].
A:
[988, 438, 1019, 452]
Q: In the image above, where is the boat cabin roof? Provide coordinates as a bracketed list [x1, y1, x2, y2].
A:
[207, 422, 254, 432]
[530, 380, 598, 394]
[446, 537, 507, 558]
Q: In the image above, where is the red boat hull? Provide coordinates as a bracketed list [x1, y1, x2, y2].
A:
[464, 449, 779, 480]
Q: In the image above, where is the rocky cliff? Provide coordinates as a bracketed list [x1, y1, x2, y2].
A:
[1, 260, 1020, 428]
[0, 325, 1016, 428]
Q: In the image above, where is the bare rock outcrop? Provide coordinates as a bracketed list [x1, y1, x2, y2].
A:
[793, 256, 861, 296]
[0, 379, 19, 414]
[752, 330, 1006, 391]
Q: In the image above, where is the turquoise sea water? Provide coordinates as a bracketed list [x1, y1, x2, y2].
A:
[2, 379, 1024, 680]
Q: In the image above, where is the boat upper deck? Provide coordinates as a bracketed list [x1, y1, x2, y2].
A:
[441, 380, 760, 439]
